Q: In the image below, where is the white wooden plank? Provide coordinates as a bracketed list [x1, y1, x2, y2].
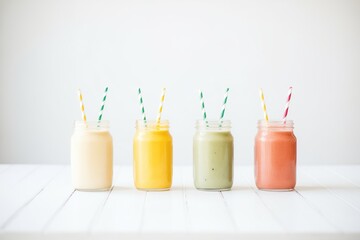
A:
[4, 167, 74, 231]
[45, 189, 110, 232]
[1, 164, 360, 239]
[0, 232, 360, 240]
[45, 166, 120, 232]
[91, 166, 146, 232]
[304, 166, 360, 212]
[222, 167, 284, 232]
[0, 165, 38, 194]
[0, 164, 12, 174]
[241, 166, 338, 233]
[330, 165, 360, 187]
[141, 168, 187, 232]
[296, 168, 360, 233]
[0, 166, 63, 228]
[182, 167, 236, 232]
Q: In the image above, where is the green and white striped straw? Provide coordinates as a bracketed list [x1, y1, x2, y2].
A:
[219, 88, 229, 127]
[138, 88, 147, 125]
[199, 90, 208, 126]
[98, 87, 109, 122]
[156, 88, 166, 125]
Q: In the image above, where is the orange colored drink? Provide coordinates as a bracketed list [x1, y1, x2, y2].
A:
[254, 120, 297, 191]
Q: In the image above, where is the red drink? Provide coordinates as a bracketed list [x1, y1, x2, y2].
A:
[254, 120, 297, 190]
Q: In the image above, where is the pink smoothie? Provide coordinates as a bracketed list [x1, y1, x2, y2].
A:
[255, 128, 297, 190]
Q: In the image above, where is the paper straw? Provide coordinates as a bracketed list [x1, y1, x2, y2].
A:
[78, 89, 87, 124]
[199, 90, 208, 125]
[219, 88, 229, 127]
[138, 88, 147, 125]
[98, 87, 108, 122]
[282, 86, 293, 124]
[259, 88, 269, 121]
[156, 88, 166, 125]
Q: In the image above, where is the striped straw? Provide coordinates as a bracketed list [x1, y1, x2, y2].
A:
[98, 87, 108, 122]
[156, 88, 166, 125]
[138, 88, 147, 125]
[282, 86, 293, 124]
[199, 90, 208, 122]
[219, 88, 230, 127]
[78, 89, 87, 124]
[259, 88, 269, 121]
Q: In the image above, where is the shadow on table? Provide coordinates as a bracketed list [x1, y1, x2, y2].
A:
[111, 186, 134, 191]
[227, 186, 253, 191]
[111, 186, 184, 191]
[110, 185, 359, 192]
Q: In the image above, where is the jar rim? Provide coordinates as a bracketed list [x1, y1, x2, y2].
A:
[257, 120, 294, 129]
[74, 120, 110, 130]
[136, 119, 169, 130]
[196, 119, 231, 131]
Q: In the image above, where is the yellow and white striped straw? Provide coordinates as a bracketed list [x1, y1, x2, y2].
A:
[78, 89, 87, 124]
[259, 88, 269, 121]
[156, 88, 166, 125]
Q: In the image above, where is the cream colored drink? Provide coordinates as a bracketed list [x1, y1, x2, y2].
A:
[71, 121, 113, 191]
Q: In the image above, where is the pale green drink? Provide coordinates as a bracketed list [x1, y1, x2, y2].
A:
[193, 120, 234, 190]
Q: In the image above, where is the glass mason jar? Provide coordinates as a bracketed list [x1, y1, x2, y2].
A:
[133, 120, 173, 191]
[71, 121, 113, 191]
[254, 120, 297, 191]
[193, 120, 234, 191]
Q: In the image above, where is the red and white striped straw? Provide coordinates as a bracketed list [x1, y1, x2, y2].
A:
[282, 87, 293, 124]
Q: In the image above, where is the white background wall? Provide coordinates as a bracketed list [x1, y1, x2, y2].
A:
[0, 0, 359, 165]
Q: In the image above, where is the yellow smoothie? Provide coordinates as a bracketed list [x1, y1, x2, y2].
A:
[133, 120, 172, 190]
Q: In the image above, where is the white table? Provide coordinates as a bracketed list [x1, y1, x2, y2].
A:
[0, 165, 359, 240]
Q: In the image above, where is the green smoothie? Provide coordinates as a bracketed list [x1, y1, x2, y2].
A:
[193, 130, 234, 190]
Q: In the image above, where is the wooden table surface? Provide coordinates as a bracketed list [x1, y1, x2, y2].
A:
[0, 164, 359, 240]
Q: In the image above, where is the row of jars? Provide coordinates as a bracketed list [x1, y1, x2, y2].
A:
[71, 119, 297, 191]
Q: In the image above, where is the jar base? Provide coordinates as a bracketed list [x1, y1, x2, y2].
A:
[257, 188, 294, 192]
[196, 187, 232, 192]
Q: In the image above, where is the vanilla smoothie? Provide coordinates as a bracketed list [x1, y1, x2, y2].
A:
[193, 120, 234, 191]
[71, 121, 113, 191]
[254, 120, 297, 191]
